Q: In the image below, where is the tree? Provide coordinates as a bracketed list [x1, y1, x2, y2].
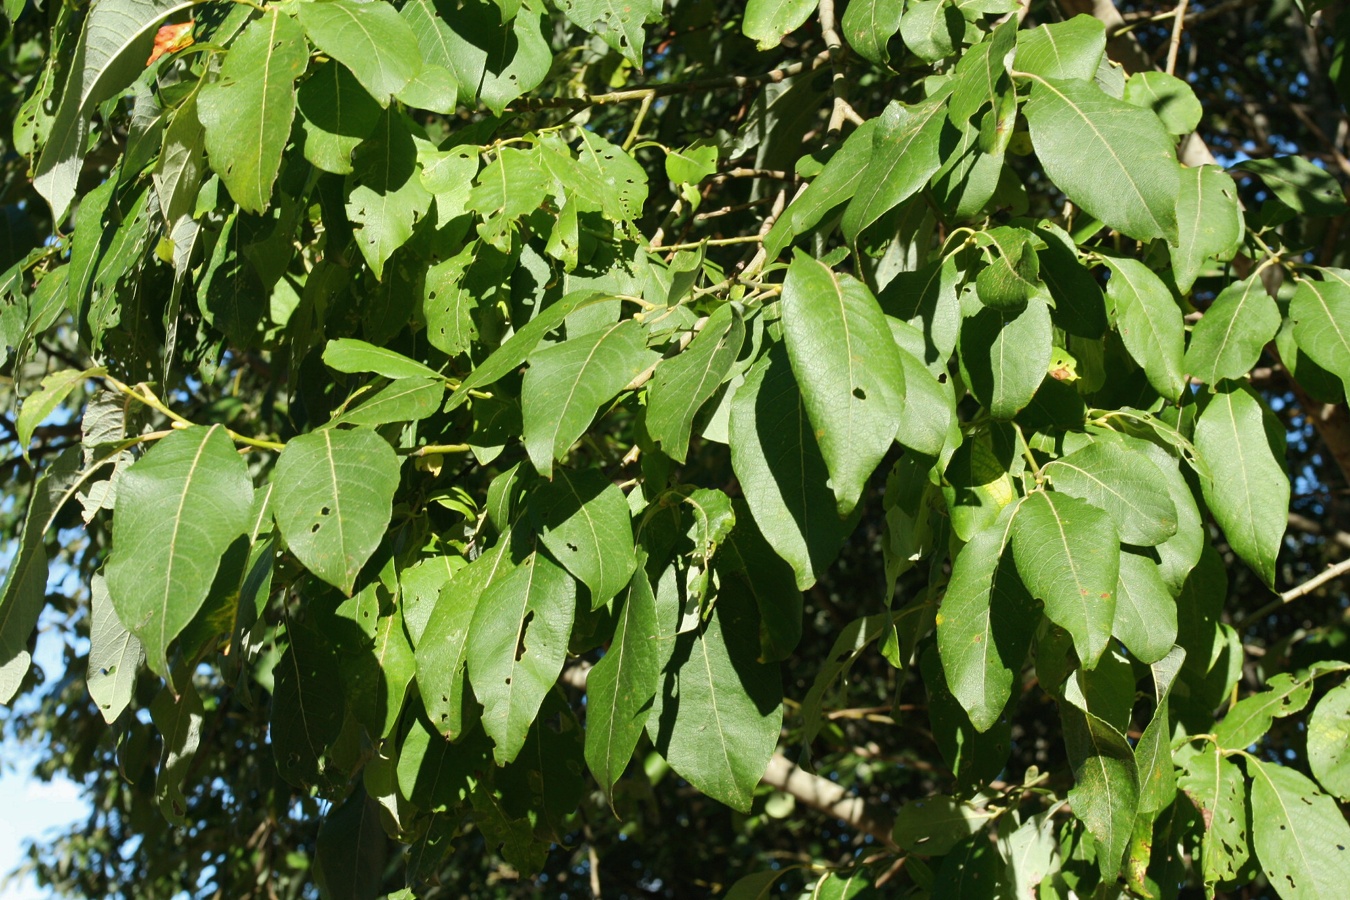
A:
[2, 0, 1350, 895]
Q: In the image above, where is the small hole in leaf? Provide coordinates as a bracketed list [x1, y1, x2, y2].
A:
[852, 387, 866, 400]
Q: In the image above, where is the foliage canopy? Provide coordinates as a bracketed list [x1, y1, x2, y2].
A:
[3, 0, 1350, 897]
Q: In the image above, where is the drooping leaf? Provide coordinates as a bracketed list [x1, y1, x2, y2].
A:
[1111, 552, 1177, 665]
[646, 303, 744, 462]
[585, 554, 661, 797]
[87, 573, 144, 724]
[1170, 164, 1244, 294]
[323, 339, 442, 381]
[313, 788, 386, 900]
[1042, 440, 1177, 546]
[718, 508, 802, 663]
[297, 59, 382, 176]
[742, 0, 817, 50]
[1134, 646, 1184, 813]
[1185, 274, 1281, 387]
[1102, 256, 1186, 401]
[959, 295, 1052, 419]
[1235, 155, 1349, 217]
[556, 0, 660, 66]
[271, 427, 402, 595]
[1289, 274, 1350, 396]
[941, 432, 1015, 542]
[197, 9, 308, 215]
[17, 367, 102, 461]
[781, 253, 905, 516]
[1193, 382, 1288, 587]
[1178, 743, 1251, 889]
[729, 345, 846, 590]
[1249, 759, 1350, 899]
[529, 467, 635, 607]
[466, 551, 576, 765]
[1061, 677, 1139, 882]
[762, 119, 877, 260]
[105, 426, 253, 676]
[521, 319, 659, 476]
[1011, 490, 1119, 669]
[345, 110, 434, 280]
[440, 0, 553, 115]
[297, 0, 422, 105]
[949, 17, 1017, 123]
[150, 677, 204, 825]
[1022, 76, 1181, 242]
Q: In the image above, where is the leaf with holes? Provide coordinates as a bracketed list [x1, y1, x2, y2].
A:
[1178, 743, 1251, 889]
[529, 467, 635, 608]
[1249, 759, 1350, 899]
[87, 573, 144, 724]
[345, 110, 434, 280]
[297, 0, 422, 105]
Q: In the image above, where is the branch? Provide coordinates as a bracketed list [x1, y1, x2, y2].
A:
[1165, 0, 1190, 76]
[1281, 557, 1350, 604]
[558, 661, 898, 849]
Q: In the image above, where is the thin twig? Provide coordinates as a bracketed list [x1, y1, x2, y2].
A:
[1166, 0, 1190, 75]
[1282, 557, 1350, 604]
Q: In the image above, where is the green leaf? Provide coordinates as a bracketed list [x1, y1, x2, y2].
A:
[899, 0, 963, 64]
[323, 338, 442, 381]
[34, 0, 198, 221]
[719, 509, 802, 663]
[892, 794, 990, 854]
[1011, 490, 1119, 668]
[1194, 383, 1288, 587]
[150, 678, 204, 825]
[329, 377, 444, 428]
[1186, 274, 1281, 386]
[585, 554, 661, 796]
[647, 561, 782, 812]
[440, 0, 552, 115]
[0, 449, 84, 704]
[314, 788, 385, 900]
[105, 426, 252, 676]
[959, 296, 1052, 419]
[1013, 15, 1104, 82]
[467, 550, 576, 765]
[1061, 677, 1139, 881]
[345, 110, 434, 280]
[198, 9, 308, 215]
[297, 0, 422, 105]
[1134, 646, 1184, 813]
[1112, 552, 1177, 665]
[396, 64, 458, 114]
[414, 540, 513, 739]
[937, 505, 1037, 732]
[841, 0, 904, 67]
[1215, 672, 1313, 751]
[1249, 759, 1350, 899]
[556, 0, 660, 66]
[892, 337, 956, 459]
[1308, 680, 1350, 800]
[529, 467, 635, 607]
[17, 367, 101, 461]
[941, 433, 1016, 542]
[1290, 274, 1350, 396]
[1124, 72, 1202, 135]
[1042, 441, 1178, 546]
[1235, 155, 1349, 217]
[974, 227, 1043, 310]
[521, 319, 660, 476]
[936, 835, 1003, 896]
[1102, 257, 1186, 401]
[949, 18, 1016, 123]
[447, 291, 613, 410]
[842, 97, 947, 242]
[922, 642, 1012, 792]
[646, 304, 744, 462]
[762, 119, 877, 260]
[575, 131, 649, 223]
[87, 573, 144, 724]
[1178, 744, 1251, 889]
[781, 253, 905, 516]
[272, 616, 345, 789]
[1169, 164, 1244, 294]
[664, 142, 718, 185]
[271, 427, 401, 595]
[729, 345, 846, 590]
[297, 59, 382, 176]
[1022, 77, 1181, 242]
[743, 0, 817, 50]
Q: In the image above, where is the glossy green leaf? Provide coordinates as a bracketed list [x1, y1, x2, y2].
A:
[396, 64, 458, 114]
[959, 295, 1052, 419]
[330, 377, 444, 428]
[1178, 743, 1251, 889]
[198, 9, 308, 215]
[646, 304, 744, 462]
[105, 426, 252, 676]
[974, 227, 1042, 310]
[763, 119, 877, 260]
[530, 467, 635, 607]
[1013, 15, 1104, 83]
[584, 555, 660, 796]
[323, 338, 442, 381]
[899, 0, 963, 64]
[415, 540, 512, 739]
[1103, 256, 1186, 401]
[87, 573, 144, 724]
[1308, 680, 1350, 800]
[34, 0, 197, 221]
[729, 345, 846, 590]
[297, 0, 422, 105]
[1043, 440, 1177, 546]
[1249, 759, 1350, 899]
[297, 59, 381, 176]
[1170, 164, 1243, 294]
[781, 253, 905, 515]
[1112, 552, 1177, 665]
[1061, 677, 1139, 881]
[521, 319, 660, 476]
[345, 110, 434, 280]
[949, 18, 1016, 123]
[440, 0, 552, 115]
[841, 0, 904, 67]
[271, 427, 401, 595]
[1022, 76, 1181, 242]
[467, 551, 575, 764]
[1124, 72, 1202, 135]
[937, 505, 1037, 732]
[1290, 274, 1350, 396]
[941, 433, 1015, 541]
[743, 0, 816, 50]
[842, 97, 947, 242]
[1186, 274, 1281, 386]
[1194, 383, 1288, 587]
[1011, 490, 1119, 668]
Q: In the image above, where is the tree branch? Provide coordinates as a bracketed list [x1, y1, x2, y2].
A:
[1281, 557, 1350, 604]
